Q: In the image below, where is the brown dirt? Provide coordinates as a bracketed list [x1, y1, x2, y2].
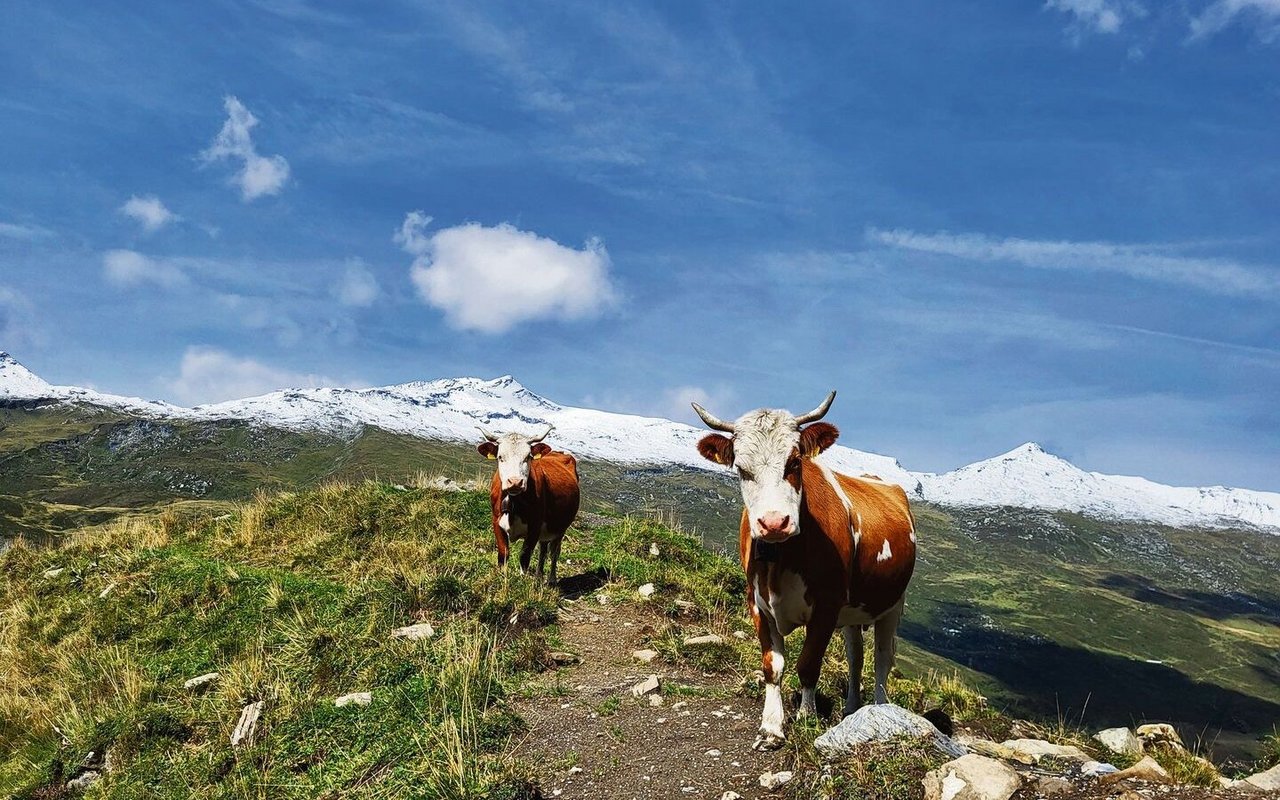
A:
[513, 598, 798, 800]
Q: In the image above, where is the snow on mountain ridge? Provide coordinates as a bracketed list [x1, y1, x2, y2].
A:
[2, 354, 1277, 532]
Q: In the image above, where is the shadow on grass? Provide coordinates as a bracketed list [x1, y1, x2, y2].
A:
[1096, 573, 1280, 625]
[557, 567, 609, 600]
[900, 600, 1280, 744]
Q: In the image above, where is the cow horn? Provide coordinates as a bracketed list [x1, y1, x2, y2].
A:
[794, 390, 837, 425]
[528, 424, 554, 443]
[476, 425, 499, 442]
[691, 402, 735, 433]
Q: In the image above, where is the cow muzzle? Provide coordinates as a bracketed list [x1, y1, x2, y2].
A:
[755, 512, 795, 542]
[502, 477, 527, 494]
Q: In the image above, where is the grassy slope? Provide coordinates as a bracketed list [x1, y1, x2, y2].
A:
[4, 405, 1279, 759]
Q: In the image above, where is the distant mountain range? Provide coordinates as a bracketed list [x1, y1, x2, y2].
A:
[4, 351, 1278, 532]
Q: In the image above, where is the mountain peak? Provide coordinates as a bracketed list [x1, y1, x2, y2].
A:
[0, 352, 54, 398]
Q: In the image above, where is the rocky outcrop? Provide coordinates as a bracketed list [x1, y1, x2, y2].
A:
[1094, 726, 1143, 756]
[923, 754, 1021, 800]
[814, 703, 967, 758]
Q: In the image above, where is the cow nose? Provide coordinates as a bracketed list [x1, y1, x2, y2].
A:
[757, 513, 793, 537]
[503, 477, 526, 492]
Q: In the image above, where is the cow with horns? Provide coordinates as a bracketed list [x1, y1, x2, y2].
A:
[692, 392, 917, 750]
[476, 424, 580, 584]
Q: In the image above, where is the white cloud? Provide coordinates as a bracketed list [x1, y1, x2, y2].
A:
[119, 195, 179, 233]
[866, 228, 1279, 297]
[1045, 0, 1128, 34]
[0, 221, 53, 240]
[396, 212, 617, 333]
[1189, 0, 1280, 42]
[334, 259, 379, 307]
[102, 249, 188, 289]
[201, 96, 291, 201]
[0, 286, 43, 350]
[165, 345, 357, 405]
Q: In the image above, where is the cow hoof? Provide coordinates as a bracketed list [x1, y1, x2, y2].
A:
[752, 732, 785, 751]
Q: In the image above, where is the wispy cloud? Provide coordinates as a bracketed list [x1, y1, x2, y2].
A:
[866, 228, 1279, 297]
[396, 212, 617, 334]
[1044, 0, 1132, 36]
[200, 96, 291, 201]
[1188, 0, 1280, 43]
[119, 195, 179, 233]
[333, 258, 379, 307]
[164, 345, 361, 405]
[102, 249, 188, 288]
[0, 221, 54, 240]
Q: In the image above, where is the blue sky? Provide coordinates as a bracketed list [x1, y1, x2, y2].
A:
[2, 1, 1278, 490]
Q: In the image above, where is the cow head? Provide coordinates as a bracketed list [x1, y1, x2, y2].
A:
[476, 424, 554, 495]
[693, 392, 839, 543]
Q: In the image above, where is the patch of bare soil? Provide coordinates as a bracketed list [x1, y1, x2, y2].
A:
[513, 599, 795, 800]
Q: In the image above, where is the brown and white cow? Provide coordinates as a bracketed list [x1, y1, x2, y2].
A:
[693, 392, 916, 750]
[477, 424, 580, 584]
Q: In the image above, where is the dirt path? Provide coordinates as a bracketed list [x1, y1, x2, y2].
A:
[513, 597, 793, 800]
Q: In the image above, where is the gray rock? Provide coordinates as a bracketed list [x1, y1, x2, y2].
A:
[630, 674, 660, 697]
[1135, 723, 1183, 749]
[1094, 727, 1143, 756]
[954, 735, 1035, 765]
[1080, 760, 1120, 777]
[334, 691, 372, 707]
[632, 648, 660, 663]
[649, 542, 661, 557]
[718, 792, 743, 800]
[999, 738, 1089, 763]
[1245, 762, 1280, 791]
[231, 701, 264, 748]
[43, 567, 65, 578]
[637, 583, 656, 599]
[923, 755, 1021, 800]
[683, 634, 724, 647]
[758, 770, 794, 789]
[814, 703, 967, 758]
[391, 622, 435, 640]
[1035, 776, 1074, 796]
[184, 671, 221, 691]
[66, 770, 101, 791]
[1098, 755, 1172, 786]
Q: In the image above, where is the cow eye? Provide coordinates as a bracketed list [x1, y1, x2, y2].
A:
[737, 466, 754, 482]
[785, 457, 800, 475]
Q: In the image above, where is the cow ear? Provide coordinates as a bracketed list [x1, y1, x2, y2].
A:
[800, 422, 839, 457]
[477, 441, 498, 460]
[530, 442, 552, 459]
[697, 434, 734, 465]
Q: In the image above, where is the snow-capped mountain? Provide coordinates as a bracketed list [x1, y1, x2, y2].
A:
[4, 352, 1278, 532]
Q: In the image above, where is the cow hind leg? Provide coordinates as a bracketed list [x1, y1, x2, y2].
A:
[537, 541, 548, 578]
[754, 611, 788, 751]
[547, 536, 562, 585]
[795, 611, 838, 719]
[842, 625, 864, 716]
[873, 600, 904, 705]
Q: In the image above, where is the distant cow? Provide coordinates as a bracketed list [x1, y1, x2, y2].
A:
[477, 424, 580, 584]
[692, 392, 916, 750]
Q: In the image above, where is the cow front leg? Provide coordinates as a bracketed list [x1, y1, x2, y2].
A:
[795, 610, 838, 719]
[493, 523, 510, 568]
[753, 608, 788, 750]
[842, 625, 864, 716]
[518, 536, 537, 574]
[536, 540, 548, 578]
[873, 600, 904, 704]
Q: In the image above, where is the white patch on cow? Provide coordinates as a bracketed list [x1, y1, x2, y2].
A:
[909, 529, 917, 543]
[837, 604, 878, 627]
[498, 512, 510, 534]
[876, 540, 893, 563]
[761, 683, 785, 738]
[763, 570, 812, 636]
[815, 460, 860, 551]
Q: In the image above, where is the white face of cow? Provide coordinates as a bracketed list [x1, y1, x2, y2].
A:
[693, 394, 839, 543]
[477, 427, 553, 495]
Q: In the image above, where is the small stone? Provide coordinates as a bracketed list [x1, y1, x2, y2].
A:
[638, 583, 656, 599]
[1036, 776, 1074, 796]
[1081, 760, 1119, 777]
[568, 766, 583, 775]
[630, 674, 660, 697]
[649, 694, 664, 707]
[549, 651, 579, 665]
[1094, 727, 1143, 756]
[999, 738, 1089, 763]
[43, 567, 64, 578]
[923, 755, 1021, 800]
[649, 542, 661, 556]
[683, 634, 724, 647]
[391, 622, 435, 640]
[674, 599, 695, 611]
[334, 691, 372, 707]
[656, 717, 667, 723]
[1135, 723, 1183, 749]
[632, 649, 660, 663]
[1244, 762, 1280, 791]
[759, 770, 794, 790]
[1098, 756, 1172, 786]
[184, 672, 221, 691]
[705, 749, 722, 757]
[98, 582, 117, 599]
[671, 701, 688, 710]
[66, 771, 100, 791]
[231, 701, 264, 748]
[732, 630, 748, 640]
[719, 792, 743, 800]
